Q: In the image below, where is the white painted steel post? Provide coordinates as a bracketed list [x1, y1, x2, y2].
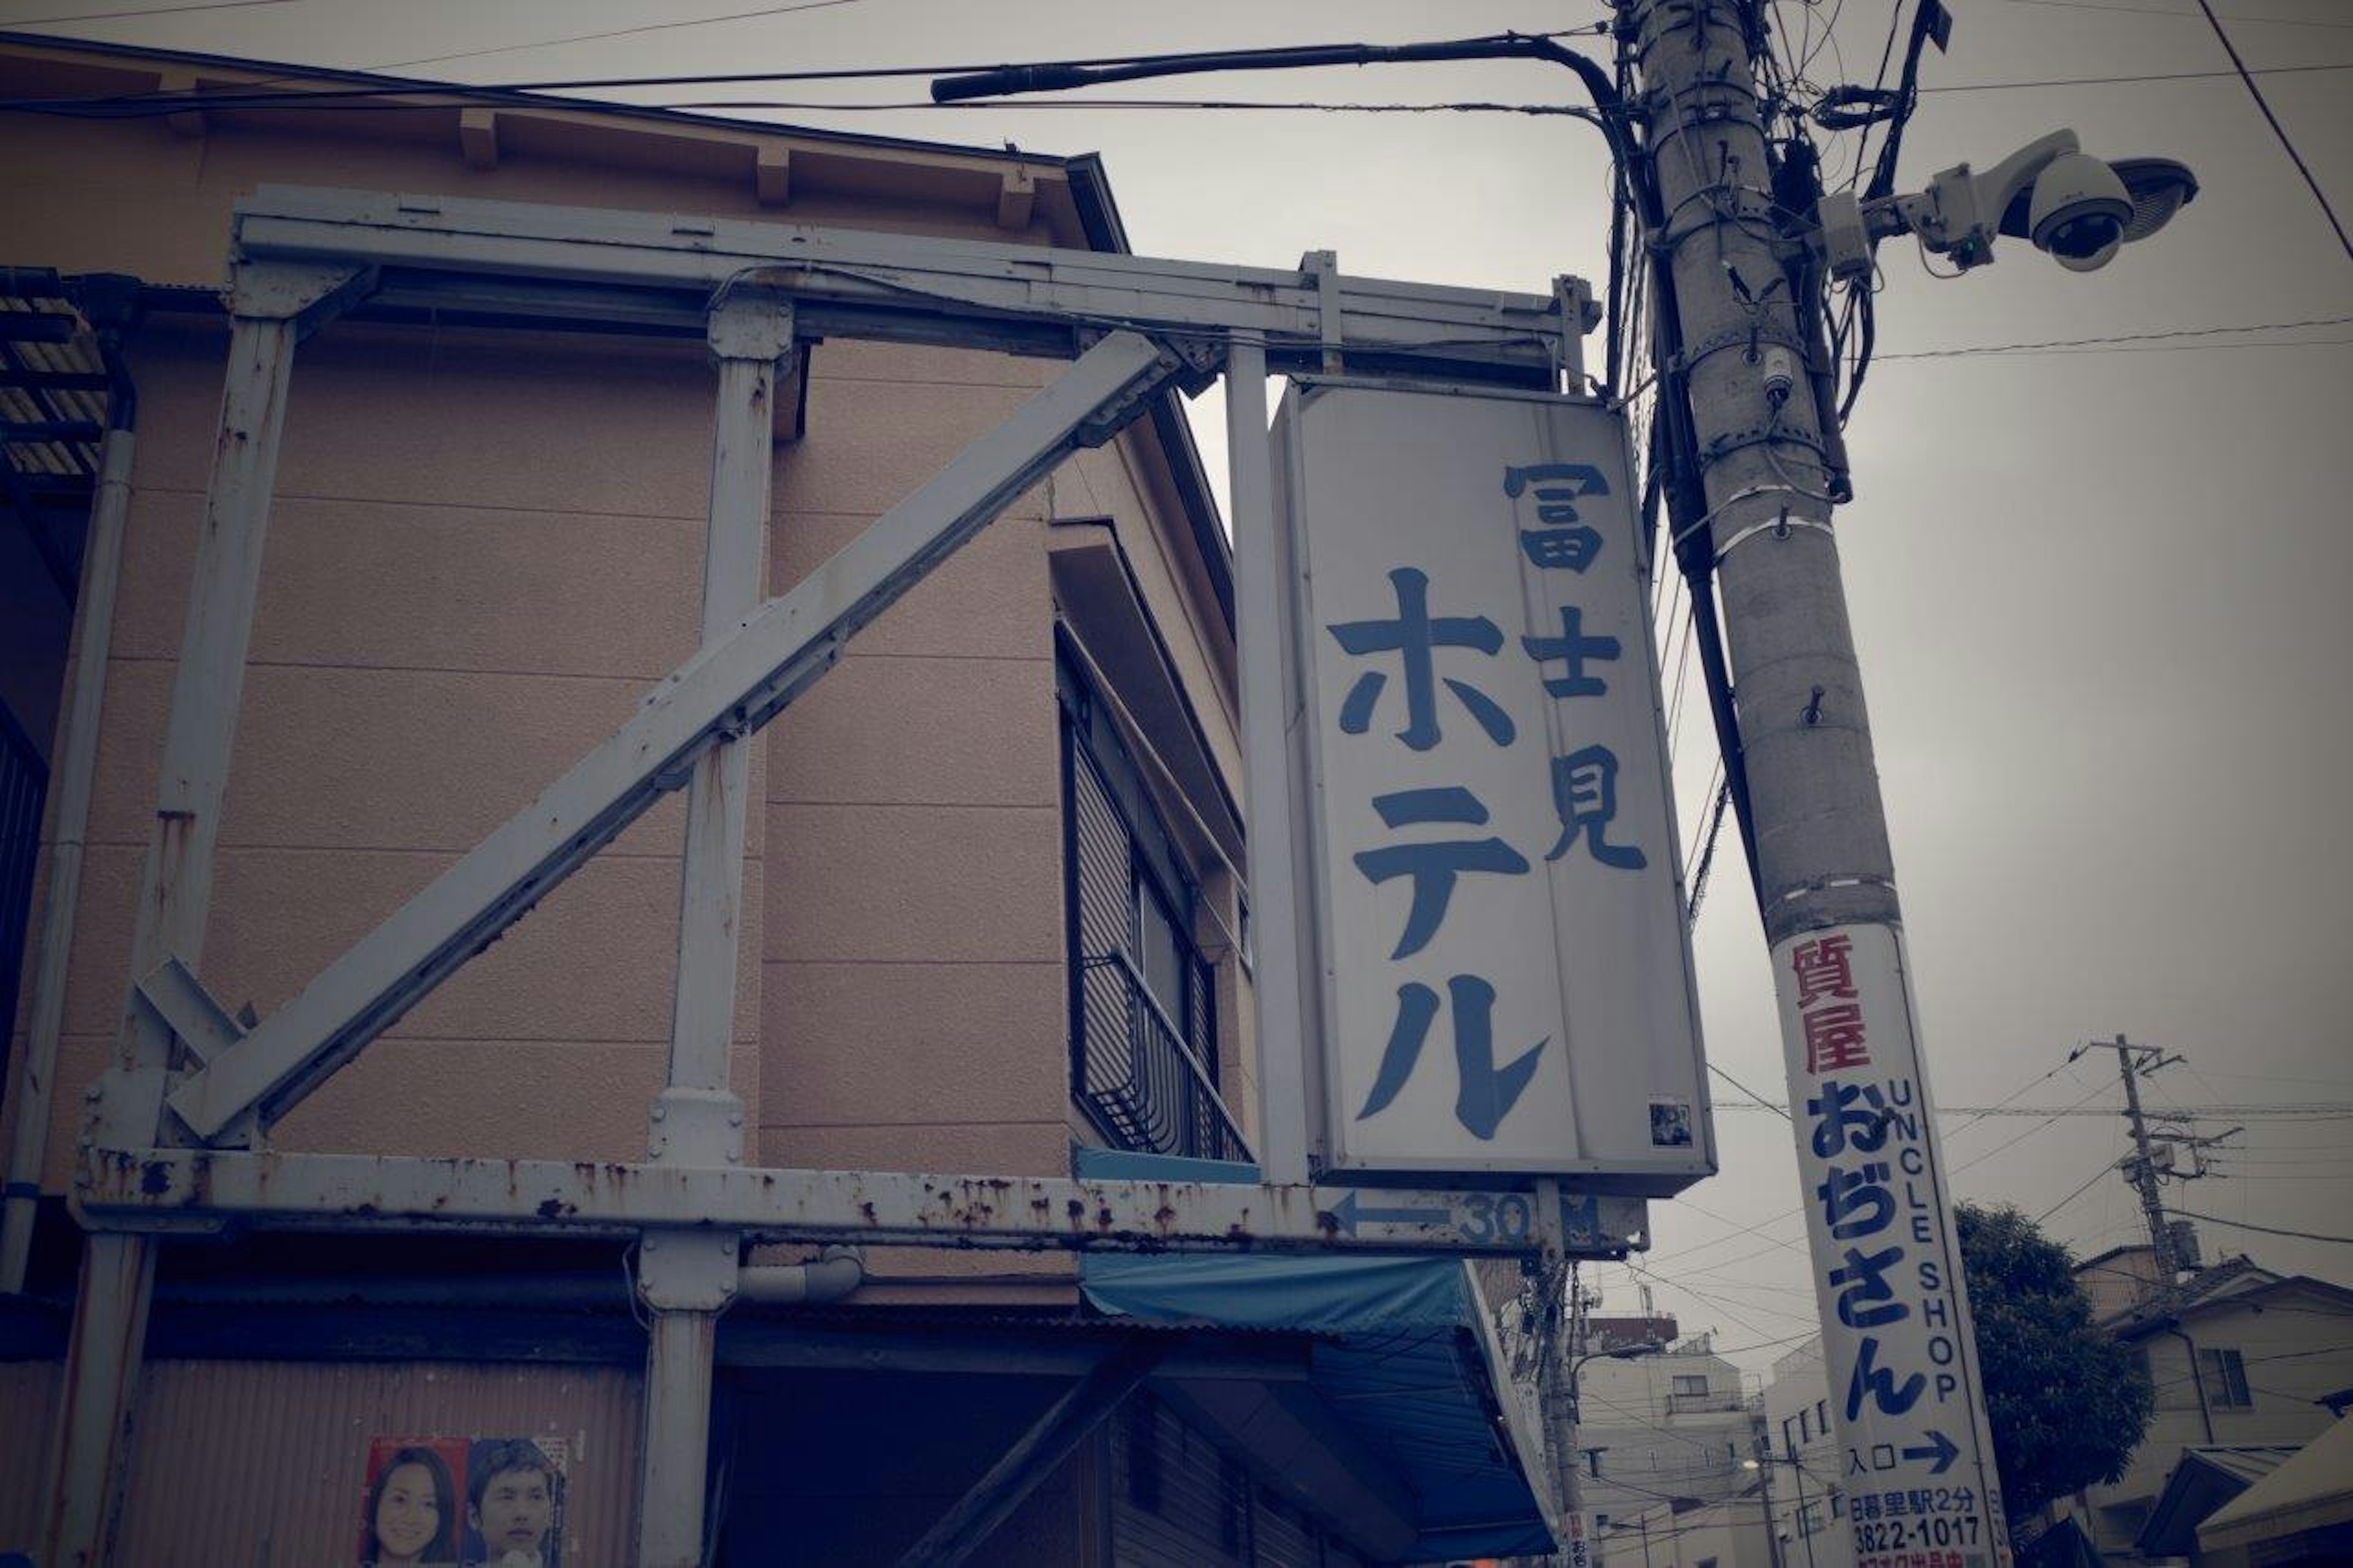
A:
[44, 262, 365, 1566]
[2, 429, 133, 1294]
[636, 292, 794, 1568]
[1227, 337, 1317, 1184]
[1626, 1, 2010, 1562]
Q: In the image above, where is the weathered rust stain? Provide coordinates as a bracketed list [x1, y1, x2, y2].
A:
[859, 1201, 877, 1224]
[138, 1160, 172, 1197]
[1066, 1199, 1088, 1224]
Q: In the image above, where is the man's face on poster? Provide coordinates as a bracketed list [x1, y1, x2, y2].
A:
[471, 1466, 552, 1561]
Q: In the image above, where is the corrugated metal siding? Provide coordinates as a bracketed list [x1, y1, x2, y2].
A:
[1112, 1393, 1246, 1568]
[1251, 1485, 1314, 1568]
[110, 1359, 642, 1567]
[0, 1360, 62, 1549]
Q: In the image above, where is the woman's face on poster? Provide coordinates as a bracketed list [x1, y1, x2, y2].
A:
[373, 1461, 442, 1562]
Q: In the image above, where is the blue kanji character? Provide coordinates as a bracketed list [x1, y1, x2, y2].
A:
[1809, 1079, 1893, 1157]
[1327, 568, 1514, 751]
[1356, 974, 1547, 1140]
[1545, 746, 1647, 869]
[1352, 787, 1530, 958]
[1521, 606, 1621, 699]
[1817, 1162, 1895, 1239]
[1502, 461, 1610, 518]
[1846, 1336, 1927, 1421]
[1832, 1244, 1909, 1329]
[1520, 526, 1602, 572]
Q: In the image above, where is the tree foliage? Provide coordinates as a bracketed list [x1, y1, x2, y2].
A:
[1957, 1202, 2154, 1520]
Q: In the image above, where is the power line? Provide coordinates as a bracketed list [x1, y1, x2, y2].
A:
[1952, 1081, 2114, 1175]
[1879, 314, 2353, 358]
[2003, 0, 2353, 28]
[2, 0, 294, 23]
[2197, 0, 2353, 264]
[368, 0, 870, 75]
[1707, 1059, 1790, 1121]
[2034, 1161, 2115, 1224]
[2169, 1211, 2353, 1246]
[18, 34, 2324, 119]
[1919, 60, 2353, 92]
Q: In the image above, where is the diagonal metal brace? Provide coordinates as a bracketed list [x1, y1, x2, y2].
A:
[132, 958, 244, 1068]
[164, 329, 1184, 1142]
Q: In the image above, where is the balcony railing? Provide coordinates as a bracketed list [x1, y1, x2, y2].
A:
[1074, 947, 1251, 1165]
[1665, 1390, 1749, 1415]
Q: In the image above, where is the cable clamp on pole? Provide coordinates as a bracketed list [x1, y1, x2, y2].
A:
[1715, 511, 1833, 562]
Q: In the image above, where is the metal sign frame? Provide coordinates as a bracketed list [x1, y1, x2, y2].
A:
[44, 185, 1646, 1564]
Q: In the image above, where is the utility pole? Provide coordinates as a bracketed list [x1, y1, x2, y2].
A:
[2099, 1034, 2181, 1305]
[1622, 0, 2012, 1561]
[934, 18, 2197, 1568]
[2083, 1034, 2235, 1312]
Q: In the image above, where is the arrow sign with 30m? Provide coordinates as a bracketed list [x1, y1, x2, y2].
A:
[1320, 1187, 1647, 1253]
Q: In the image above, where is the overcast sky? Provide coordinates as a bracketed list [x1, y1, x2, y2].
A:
[13, 0, 2349, 1381]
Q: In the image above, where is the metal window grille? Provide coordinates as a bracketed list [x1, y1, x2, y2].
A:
[1063, 716, 1248, 1164]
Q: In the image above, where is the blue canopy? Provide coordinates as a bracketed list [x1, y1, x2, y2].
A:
[1077, 1150, 1559, 1562]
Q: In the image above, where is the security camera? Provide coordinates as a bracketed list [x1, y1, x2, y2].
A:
[2025, 151, 2132, 271]
[1847, 130, 2199, 275]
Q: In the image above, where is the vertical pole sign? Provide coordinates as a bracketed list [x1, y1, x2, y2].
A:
[1776, 926, 2009, 1567]
[1270, 381, 1711, 1192]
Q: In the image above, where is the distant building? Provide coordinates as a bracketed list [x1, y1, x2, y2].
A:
[1759, 1337, 1853, 1568]
[2047, 1247, 2353, 1564]
[1608, 1492, 1779, 1568]
[1576, 1334, 1765, 1565]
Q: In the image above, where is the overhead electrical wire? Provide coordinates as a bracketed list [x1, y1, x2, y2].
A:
[2002, 0, 2353, 28]
[3, 0, 294, 23]
[2168, 1211, 2353, 1246]
[363, 0, 871, 75]
[7, 40, 2344, 118]
[2033, 1161, 2115, 1224]
[2196, 0, 2353, 263]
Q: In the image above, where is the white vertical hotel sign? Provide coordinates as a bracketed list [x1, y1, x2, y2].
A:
[1774, 923, 2013, 1568]
[1274, 382, 1711, 1188]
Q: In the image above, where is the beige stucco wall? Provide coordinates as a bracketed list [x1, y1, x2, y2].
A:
[2083, 1284, 2352, 1550]
[0, 48, 1246, 1301]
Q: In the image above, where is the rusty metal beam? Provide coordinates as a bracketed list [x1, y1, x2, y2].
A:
[75, 1148, 1650, 1257]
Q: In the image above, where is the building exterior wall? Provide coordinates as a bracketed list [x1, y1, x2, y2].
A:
[1602, 1496, 1777, 1568]
[0, 42, 1246, 1314]
[2077, 1246, 2165, 1322]
[2078, 1284, 2353, 1555]
[1759, 1337, 1854, 1568]
[1579, 1343, 1759, 1534]
[2, 1357, 641, 1567]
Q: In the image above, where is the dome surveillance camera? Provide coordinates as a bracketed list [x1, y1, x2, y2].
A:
[2025, 151, 2134, 271]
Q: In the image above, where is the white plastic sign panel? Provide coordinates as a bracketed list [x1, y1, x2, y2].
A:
[1276, 382, 1710, 1186]
[1775, 922, 2013, 1568]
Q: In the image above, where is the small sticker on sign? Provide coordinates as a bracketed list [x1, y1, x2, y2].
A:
[1650, 1099, 1694, 1148]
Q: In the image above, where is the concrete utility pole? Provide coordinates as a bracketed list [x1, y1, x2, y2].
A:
[2101, 1034, 2182, 1305]
[1622, 0, 2010, 1562]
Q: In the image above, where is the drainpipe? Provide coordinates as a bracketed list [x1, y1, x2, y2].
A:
[2165, 1325, 2216, 1444]
[1, 273, 141, 1295]
[737, 1247, 865, 1305]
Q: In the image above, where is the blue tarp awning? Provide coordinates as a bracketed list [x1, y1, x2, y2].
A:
[1076, 1149, 1559, 1562]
